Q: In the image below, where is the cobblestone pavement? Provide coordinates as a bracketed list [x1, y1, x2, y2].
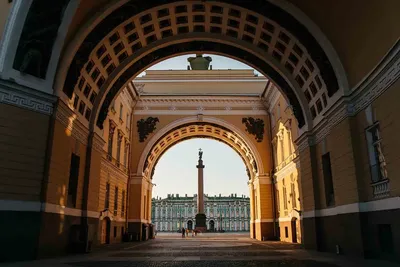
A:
[1, 233, 399, 267]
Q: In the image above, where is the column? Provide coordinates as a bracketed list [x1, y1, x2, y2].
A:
[195, 149, 207, 231]
[249, 182, 256, 238]
[253, 174, 274, 241]
[127, 175, 152, 240]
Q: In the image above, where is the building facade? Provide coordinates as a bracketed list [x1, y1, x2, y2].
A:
[1, 1, 400, 261]
[152, 194, 250, 232]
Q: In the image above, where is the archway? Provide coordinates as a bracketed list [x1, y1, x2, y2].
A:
[209, 220, 215, 232]
[187, 220, 193, 231]
[101, 217, 111, 244]
[291, 217, 298, 243]
[53, 1, 346, 248]
[49, 1, 347, 135]
[129, 113, 270, 240]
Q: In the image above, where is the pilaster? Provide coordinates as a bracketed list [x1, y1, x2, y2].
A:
[253, 174, 274, 241]
[128, 175, 152, 240]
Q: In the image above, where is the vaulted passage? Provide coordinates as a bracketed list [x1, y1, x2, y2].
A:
[0, 0, 399, 263]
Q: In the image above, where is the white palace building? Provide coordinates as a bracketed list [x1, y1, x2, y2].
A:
[152, 194, 250, 232]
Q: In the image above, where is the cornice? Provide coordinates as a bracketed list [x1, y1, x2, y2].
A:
[137, 96, 264, 106]
[0, 79, 56, 115]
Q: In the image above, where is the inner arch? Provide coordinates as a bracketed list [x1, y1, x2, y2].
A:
[137, 119, 264, 181]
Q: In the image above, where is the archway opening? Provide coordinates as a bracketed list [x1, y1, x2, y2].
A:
[151, 138, 251, 234]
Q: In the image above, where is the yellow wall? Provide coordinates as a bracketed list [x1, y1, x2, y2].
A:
[0, 103, 49, 202]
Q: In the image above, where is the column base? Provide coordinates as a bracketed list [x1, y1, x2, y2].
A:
[255, 221, 274, 241]
[195, 213, 207, 232]
[128, 222, 150, 241]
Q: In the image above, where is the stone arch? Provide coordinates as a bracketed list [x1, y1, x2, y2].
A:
[52, 0, 347, 132]
[136, 116, 266, 180]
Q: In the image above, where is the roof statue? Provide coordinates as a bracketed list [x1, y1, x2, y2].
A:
[188, 54, 212, 70]
[198, 148, 203, 160]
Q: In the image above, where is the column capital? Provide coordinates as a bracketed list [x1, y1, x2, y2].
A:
[253, 173, 272, 185]
[129, 174, 151, 185]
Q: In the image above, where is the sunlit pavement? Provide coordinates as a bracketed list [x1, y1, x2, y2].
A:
[2, 233, 399, 267]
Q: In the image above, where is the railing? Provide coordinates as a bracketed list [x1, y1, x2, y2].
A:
[372, 179, 390, 199]
[103, 151, 129, 174]
[275, 152, 298, 173]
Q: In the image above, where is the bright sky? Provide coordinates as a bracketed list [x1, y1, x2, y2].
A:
[152, 139, 249, 199]
[149, 54, 256, 199]
[139, 53, 262, 76]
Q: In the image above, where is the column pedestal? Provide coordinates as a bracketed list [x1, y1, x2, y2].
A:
[195, 156, 207, 232]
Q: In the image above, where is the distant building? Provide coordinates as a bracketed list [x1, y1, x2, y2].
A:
[152, 194, 250, 232]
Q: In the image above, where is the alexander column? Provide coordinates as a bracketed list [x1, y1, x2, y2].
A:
[195, 148, 207, 232]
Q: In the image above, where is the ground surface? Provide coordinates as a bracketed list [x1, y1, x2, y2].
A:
[1, 233, 399, 266]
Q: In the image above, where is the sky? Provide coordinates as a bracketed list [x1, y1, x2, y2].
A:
[139, 53, 262, 76]
[147, 55, 256, 199]
[152, 139, 249, 199]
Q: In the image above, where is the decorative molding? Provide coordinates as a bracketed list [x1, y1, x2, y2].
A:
[134, 109, 268, 116]
[0, 79, 55, 115]
[303, 196, 400, 218]
[137, 117, 159, 142]
[0, 199, 41, 212]
[137, 96, 265, 106]
[0, 200, 100, 218]
[242, 117, 265, 142]
[273, 160, 299, 182]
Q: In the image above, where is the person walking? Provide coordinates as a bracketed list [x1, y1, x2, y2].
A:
[181, 227, 185, 238]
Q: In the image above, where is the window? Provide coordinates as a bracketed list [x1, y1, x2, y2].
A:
[283, 180, 288, 211]
[67, 154, 80, 207]
[366, 123, 388, 183]
[116, 133, 122, 165]
[280, 135, 285, 163]
[114, 186, 118, 216]
[121, 227, 125, 238]
[287, 131, 292, 156]
[108, 121, 115, 160]
[126, 113, 130, 128]
[322, 152, 335, 206]
[121, 190, 126, 217]
[105, 182, 110, 209]
[291, 174, 297, 209]
[285, 227, 289, 238]
[123, 141, 129, 167]
[119, 104, 123, 120]
[276, 189, 280, 214]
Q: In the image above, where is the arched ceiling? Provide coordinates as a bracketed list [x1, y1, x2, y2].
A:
[139, 122, 259, 180]
[56, 0, 344, 132]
